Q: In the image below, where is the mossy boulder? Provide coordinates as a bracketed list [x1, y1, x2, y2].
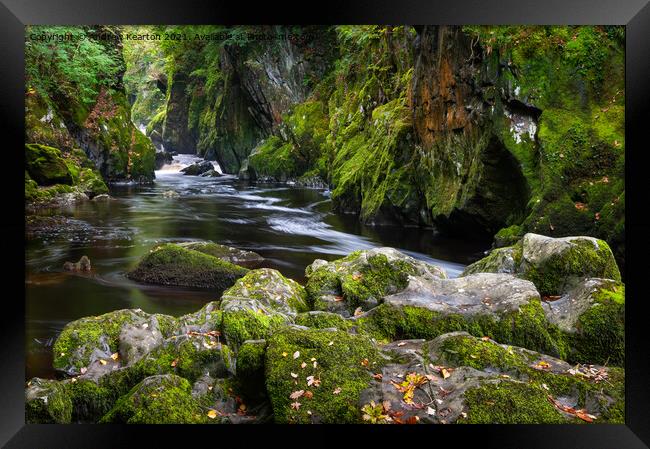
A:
[176, 300, 222, 334]
[177, 241, 264, 268]
[463, 233, 621, 296]
[235, 339, 267, 400]
[25, 378, 73, 424]
[220, 269, 308, 348]
[52, 308, 170, 376]
[100, 374, 206, 424]
[354, 273, 570, 359]
[305, 247, 447, 316]
[127, 243, 248, 289]
[25, 143, 74, 186]
[427, 332, 624, 423]
[265, 326, 382, 423]
[542, 278, 624, 365]
[360, 332, 623, 424]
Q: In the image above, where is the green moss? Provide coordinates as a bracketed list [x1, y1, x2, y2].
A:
[235, 339, 267, 400]
[460, 381, 568, 424]
[221, 309, 287, 350]
[357, 300, 569, 359]
[78, 168, 109, 196]
[25, 378, 73, 424]
[100, 374, 206, 424]
[571, 284, 625, 366]
[25, 143, 74, 186]
[494, 225, 523, 247]
[127, 243, 248, 289]
[295, 312, 353, 330]
[265, 327, 381, 423]
[65, 378, 114, 422]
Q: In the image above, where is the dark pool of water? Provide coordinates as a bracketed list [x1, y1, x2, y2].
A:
[25, 156, 489, 380]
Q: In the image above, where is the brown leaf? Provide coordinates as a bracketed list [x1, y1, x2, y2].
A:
[304, 390, 314, 399]
[574, 202, 587, 211]
[354, 307, 363, 317]
[290, 390, 305, 400]
[373, 373, 383, 380]
[290, 401, 301, 410]
[333, 387, 342, 395]
[361, 358, 369, 367]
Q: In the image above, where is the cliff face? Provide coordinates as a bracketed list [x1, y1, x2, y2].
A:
[158, 26, 336, 172]
[25, 26, 156, 184]
[146, 25, 624, 267]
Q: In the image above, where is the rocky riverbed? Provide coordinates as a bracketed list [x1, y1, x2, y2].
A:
[26, 233, 624, 424]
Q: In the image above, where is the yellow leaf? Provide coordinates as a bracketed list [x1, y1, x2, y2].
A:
[99, 359, 107, 366]
[110, 353, 119, 361]
[207, 409, 218, 419]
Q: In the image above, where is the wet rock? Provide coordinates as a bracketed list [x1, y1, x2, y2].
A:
[199, 169, 222, 177]
[91, 193, 111, 201]
[119, 323, 164, 365]
[305, 247, 447, 317]
[162, 189, 180, 198]
[126, 243, 248, 290]
[63, 255, 91, 272]
[154, 150, 173, 170]
[220, 269, 308, 348]
[462, 233, 621, 296]
[178, 241, 263, 268]
[180, 160, 214, 176]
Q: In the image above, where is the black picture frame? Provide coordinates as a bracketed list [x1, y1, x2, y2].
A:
[2, 0, 649, 447]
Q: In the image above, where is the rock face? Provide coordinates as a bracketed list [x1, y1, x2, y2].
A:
[126, 243, 248, 290]
[25, 26, 155, 184]
[180, 160, 214, 176]
[305, 247, 447, 316]
[463, 233, 621, 296]
[177, 242, 263, 268]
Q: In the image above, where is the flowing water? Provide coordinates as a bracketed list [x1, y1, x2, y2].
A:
[25, 155, 489, 380]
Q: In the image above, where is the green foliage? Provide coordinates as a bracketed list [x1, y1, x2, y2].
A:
[26, 26, 120, 106]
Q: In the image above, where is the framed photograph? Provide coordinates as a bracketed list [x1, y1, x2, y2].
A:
[1, 0, 649, 446]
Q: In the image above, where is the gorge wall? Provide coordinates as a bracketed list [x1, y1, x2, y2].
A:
[25, 26, 156, 185]
[148, 25, 623, 268]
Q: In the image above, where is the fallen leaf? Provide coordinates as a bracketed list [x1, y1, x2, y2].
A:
[99, 359, 107, 366]
[282, 352, 288, 357]
[110, 353, 119, 361]
[595, 212, 601, 221]
[307, 376, 321, 387]
[426, 406, 436, 416]
[142, 323, 148, 329]
[290, 390, 304, 400]
[532, 360, 551, 371]
[397, 342, 406, 347]
[293, 351, 300, 359]
[313, 361, 318, 368]
[574, 202, 587, 211]
[301, 362, 307, 369]
[328, 341, 334, 346]
[80, 367, 87, 375]
[354, 307, 363, 317]
[441, 368, 451, 379]
[361, 358, 369, 367]
[333, 295, 344, 302]
[480, 336, 491, 342]
[373, 373, 383, 380]
[171, 359, 178, 367]
[290, 372, 298, 378]
[304, 391, 314, 399]
[310, 357, 316, 362]
[207, 409, 218, 419]
[291, 401, 301, 410]
[333, 387, 342, 395]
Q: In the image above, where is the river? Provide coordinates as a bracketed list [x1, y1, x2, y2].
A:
[25, 155, 489, 380]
